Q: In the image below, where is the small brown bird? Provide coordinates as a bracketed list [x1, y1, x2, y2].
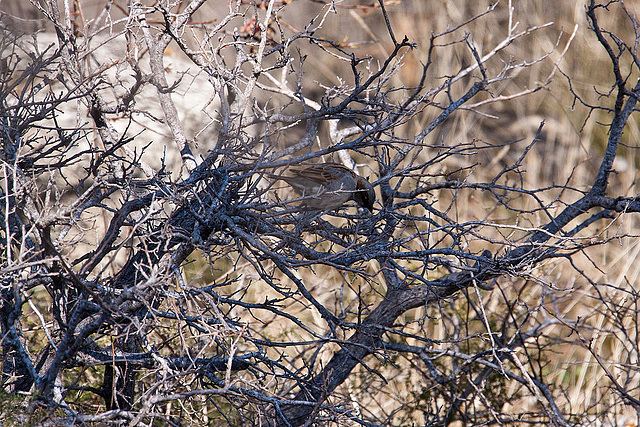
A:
[273, 163, 375, 212]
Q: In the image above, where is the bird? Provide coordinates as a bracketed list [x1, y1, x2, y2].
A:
[271, 163, 375, 212]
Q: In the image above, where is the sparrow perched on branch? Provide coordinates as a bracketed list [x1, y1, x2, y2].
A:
[272, 163, 375, 212]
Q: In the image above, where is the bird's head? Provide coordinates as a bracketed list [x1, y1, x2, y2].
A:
[353, 176, 376, 212]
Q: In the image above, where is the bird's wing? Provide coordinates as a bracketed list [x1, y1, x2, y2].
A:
[290, 164, 349, 184]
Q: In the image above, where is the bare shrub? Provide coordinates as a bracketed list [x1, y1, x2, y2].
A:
[1, 0, 639, 426]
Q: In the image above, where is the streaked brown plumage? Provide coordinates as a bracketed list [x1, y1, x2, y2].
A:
[273, 163, 375, 212]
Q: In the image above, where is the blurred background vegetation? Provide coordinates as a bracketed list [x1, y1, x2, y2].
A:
[1, 0, 639, 425]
